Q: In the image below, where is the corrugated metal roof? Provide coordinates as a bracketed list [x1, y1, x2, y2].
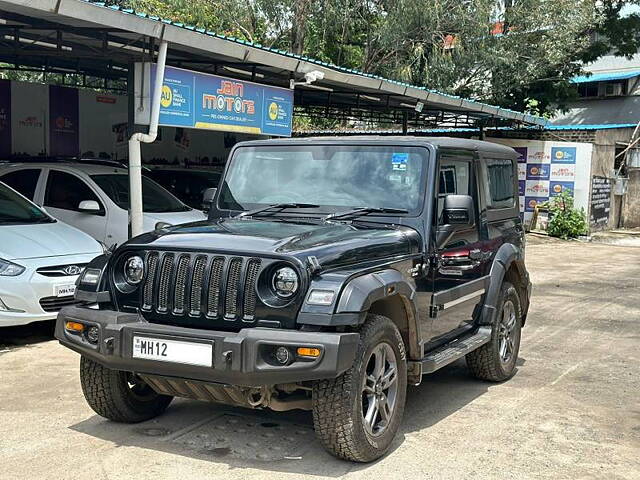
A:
[295, 124, 636, 136]
[73, 0, 545, 126]
[571, 70, 640, 84]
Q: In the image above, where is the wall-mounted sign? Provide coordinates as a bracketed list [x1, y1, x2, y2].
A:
[0, 80, 11, 157]
[590, 176, 611, 228]
[135, 64, 293, 137]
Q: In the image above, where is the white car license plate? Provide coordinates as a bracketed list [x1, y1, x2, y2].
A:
[132, 336, 213, 367]
[54, 284, 76, 297]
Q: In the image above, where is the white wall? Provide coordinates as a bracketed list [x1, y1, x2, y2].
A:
[11, 81, 48, 156]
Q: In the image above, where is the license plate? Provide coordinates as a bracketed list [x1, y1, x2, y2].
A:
[54, 284, 76, 297]
[132, 336, 213, 367]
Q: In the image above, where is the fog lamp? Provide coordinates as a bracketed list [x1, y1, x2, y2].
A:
[86, 326, 100, 344]
[274, 346, 291, 365]
[80, 268, 101, 286]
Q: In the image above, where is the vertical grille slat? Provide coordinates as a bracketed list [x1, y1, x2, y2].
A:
[224, 258, 243, 319]
[206, 257, 225, 318]
[173, 255, 190, 314]
[139, 251, 265, 325]
[142, 252, 158, 310]
[243, 259, 262, 320]
[157, 253, 174, 313]
[189, 256, 207, 315]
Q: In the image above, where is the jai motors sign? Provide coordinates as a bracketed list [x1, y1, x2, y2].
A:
[135, 64, 293, 136]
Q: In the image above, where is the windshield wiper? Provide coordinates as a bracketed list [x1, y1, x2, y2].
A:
[235, 203, 320, 218]
[323, 207, 408, 221]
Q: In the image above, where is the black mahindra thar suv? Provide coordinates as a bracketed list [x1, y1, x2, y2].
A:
[56, 137, 531, 462]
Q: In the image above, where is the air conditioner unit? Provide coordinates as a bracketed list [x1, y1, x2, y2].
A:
[604, 82, 623, 96]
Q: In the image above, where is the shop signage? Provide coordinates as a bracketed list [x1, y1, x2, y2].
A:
[148, 65, 293, 137]
[590, 176, 611, 227]
[49, 85, 79, 157]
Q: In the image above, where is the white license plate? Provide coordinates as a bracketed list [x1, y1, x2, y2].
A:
[132, 336, 213, 367]
[54, 284, 76, 297]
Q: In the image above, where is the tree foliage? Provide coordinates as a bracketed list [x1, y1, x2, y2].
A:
[56, 1, 640, 115]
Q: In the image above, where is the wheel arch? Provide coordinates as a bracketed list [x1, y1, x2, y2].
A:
[481, 243, 529, 326]
[335, 269, 421, 360]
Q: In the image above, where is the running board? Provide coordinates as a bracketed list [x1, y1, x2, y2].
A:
[421, 327, 492, 374]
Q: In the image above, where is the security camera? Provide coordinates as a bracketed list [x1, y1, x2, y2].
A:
[304, 70, 325, 84]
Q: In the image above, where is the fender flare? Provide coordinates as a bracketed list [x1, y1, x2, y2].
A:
[480, 243, 521, 325]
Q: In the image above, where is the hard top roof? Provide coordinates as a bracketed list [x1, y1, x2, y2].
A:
[234, 136, 518, 156]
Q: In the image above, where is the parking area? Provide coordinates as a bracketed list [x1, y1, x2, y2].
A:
[0, 238, 638, 480]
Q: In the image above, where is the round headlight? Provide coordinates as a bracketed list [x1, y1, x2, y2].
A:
[272, 267, 299, 298]
[124, 256, 144, 285]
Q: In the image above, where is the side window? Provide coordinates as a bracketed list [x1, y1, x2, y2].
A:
[483, 158, 515, 209]
[44, 170, 103, 212]
[0, 169, 41, 200]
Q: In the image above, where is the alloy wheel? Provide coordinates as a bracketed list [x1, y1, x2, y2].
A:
[361, 342, 398, 437]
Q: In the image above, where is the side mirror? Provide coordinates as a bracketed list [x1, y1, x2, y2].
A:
[78, 200, 101, 214]
[436, 194, 475, 249]
[202, 187, 217, 210]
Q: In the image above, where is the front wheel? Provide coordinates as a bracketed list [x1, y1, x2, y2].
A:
[312, 315, 407, 462]
[80, 356, 173, 423]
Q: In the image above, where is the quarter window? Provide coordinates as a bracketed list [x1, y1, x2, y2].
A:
[484, 158, 515, 209]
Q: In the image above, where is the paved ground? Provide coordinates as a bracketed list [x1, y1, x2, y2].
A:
[1, 238, 638, 480]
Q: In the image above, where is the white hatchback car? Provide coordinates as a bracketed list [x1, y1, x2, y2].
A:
[0, 162, 207, 246]
[0, 182, 104, 327]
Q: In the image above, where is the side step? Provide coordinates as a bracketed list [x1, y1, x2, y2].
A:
[421, 326, 492, 374]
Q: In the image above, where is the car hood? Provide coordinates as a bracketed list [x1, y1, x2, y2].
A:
[128, 218, 422, 271]
[142, 210, 208, 230]
[0, 220, 103, 260]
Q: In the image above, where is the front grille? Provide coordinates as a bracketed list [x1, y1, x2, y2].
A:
[39, 295, 81, 312]
[36, 264, 88, 277]
[141, 252, 262, 322]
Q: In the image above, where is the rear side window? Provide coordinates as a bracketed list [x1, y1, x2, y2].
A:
[44, 170, 103, 212]
[483, 158, 515, 209]
[0, 169, 41, 200]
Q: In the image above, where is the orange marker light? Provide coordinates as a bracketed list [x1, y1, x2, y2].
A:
[65, 321, 84, 332]
[297, 347, 321, 358]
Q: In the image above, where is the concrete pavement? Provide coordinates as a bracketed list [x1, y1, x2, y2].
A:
[0, 239, 638, 479]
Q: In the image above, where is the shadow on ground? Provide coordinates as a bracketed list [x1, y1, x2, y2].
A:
[69, 358, 524, 476]
[0, 320, 55, 352]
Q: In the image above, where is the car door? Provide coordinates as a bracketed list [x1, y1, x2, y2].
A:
[42, 169, 108, 243]
[427, 152, 487, 346]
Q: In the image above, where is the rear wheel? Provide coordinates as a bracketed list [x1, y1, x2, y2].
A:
[466, 281, 522, 381]
[312, 315, 407, 462]
[80, 356, 173, 422]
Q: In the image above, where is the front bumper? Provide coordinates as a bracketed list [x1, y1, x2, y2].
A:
[55, 306, 359, 387]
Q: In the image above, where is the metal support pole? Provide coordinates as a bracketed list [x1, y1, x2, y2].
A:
[402, 111, 408, 135]
[128, 40, 168, 238]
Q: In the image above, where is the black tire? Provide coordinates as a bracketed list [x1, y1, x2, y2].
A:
[312, 314, 407, 462]
[466, 281, 522, 382]
[80, 356, 173, 423]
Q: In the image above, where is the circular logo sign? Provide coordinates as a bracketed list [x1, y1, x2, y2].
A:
[268, 102, 279, 121]
[555, 150, 564, 159]
[553, 184, 562, 193]
[160, 85, 172, 108]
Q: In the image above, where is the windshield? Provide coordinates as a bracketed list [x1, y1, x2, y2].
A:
[91, 174, 191, 213]
[0, 182, 54, 225]
[218, 145, 427, 215]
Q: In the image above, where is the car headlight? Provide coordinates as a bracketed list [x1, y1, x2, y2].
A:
[272, 267, 299, 298]
[0, 258, 25, 276]
[124, 256, 144, 285]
